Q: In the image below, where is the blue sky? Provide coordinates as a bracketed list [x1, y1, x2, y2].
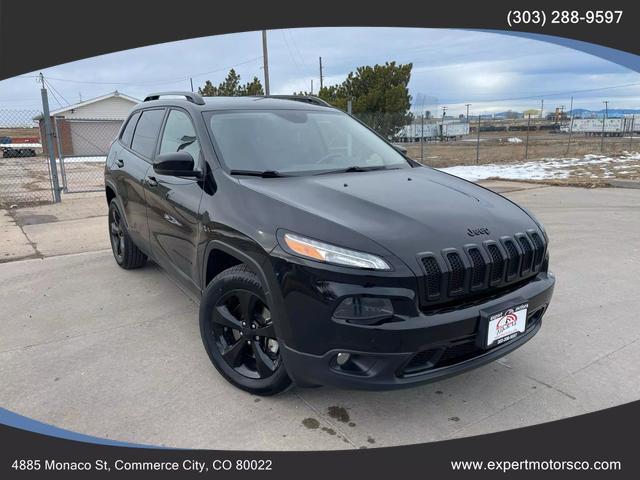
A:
[1, 27, 639, 116]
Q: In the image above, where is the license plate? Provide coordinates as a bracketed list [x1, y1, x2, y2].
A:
[483, 302, 528, 349]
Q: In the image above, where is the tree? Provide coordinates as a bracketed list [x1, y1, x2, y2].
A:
[295, 62, 413, 138]
[240, 76, 265, 96]
[198, 69, 264, 97]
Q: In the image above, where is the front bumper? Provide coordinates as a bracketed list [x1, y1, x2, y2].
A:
[268, 252, 555, 390]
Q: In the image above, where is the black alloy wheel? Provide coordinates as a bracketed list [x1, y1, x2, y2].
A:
[199, 265, 291, 395]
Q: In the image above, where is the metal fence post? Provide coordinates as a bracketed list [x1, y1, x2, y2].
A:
[476, 115, 481, 164]
[565, 96, 574, 156]
[53, 116, 68, 193]
[420, 114, 424, 163]
[40, 76, 61, 203]
[630, 115, 635, 151]
[524, 114, 531, 159]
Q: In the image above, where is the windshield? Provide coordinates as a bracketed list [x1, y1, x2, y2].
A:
[206, 109, 410, 175]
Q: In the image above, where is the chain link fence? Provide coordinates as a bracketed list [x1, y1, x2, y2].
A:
[0, 109, 56, 207]
[53, 117, 120, 193]
[352, 110, 639, 183]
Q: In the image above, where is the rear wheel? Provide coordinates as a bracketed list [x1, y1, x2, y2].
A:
[199, 265, 291, 396]
[108, 199, 147, 269]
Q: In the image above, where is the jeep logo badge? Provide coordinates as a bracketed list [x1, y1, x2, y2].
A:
[467, 227, 490, 237]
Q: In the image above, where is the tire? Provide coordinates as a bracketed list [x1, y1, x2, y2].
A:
[108, 199, 147, 269]
[199, 265, 291, 396]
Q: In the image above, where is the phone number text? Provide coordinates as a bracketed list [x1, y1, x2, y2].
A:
[507, 10, 623, 28]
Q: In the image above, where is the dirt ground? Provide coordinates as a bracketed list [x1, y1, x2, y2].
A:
[0, 156, 103, 207]
[405, 131, 638, 168]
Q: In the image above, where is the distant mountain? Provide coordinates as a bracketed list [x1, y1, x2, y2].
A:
[570, 108, 640, 118]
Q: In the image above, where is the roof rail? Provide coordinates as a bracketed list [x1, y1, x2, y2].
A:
[265, 95, 332, 107]
[143, 91, 205, 105]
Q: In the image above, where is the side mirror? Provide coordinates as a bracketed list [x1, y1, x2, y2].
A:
[153, 152, 200, 177]
[392, 144, 407, 155]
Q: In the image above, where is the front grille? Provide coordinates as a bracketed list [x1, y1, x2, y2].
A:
[530, 232, 545, 268]
[446, 252, 465, 295]
[487, 243, 504, 284]
[517, 235, 534, 275]
[503, 239, 519, 278]
[421, 256, 441, 298]
[468, 248, 486, 288]
[417, 231, 546, 310]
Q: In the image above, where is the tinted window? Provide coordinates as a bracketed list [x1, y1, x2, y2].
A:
[131, 109, 165, 158]
[207, 110, 408, 174]
[159, 110, 200, 160]
[120, 112, 140, 147]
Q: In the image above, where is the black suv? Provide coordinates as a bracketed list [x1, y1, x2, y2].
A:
[104, 92, 555, 395]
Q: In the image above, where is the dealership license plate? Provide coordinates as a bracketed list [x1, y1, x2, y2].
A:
[485, 303, 528, 349]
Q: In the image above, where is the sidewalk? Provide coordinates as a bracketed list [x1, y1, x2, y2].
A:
[0, 193, 108, 262]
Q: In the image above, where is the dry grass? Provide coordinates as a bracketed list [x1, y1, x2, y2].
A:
[0, 127, 40, 139]
[405, 131, 638, 168]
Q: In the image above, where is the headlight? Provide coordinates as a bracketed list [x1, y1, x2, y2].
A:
[281, 232, 390, 270]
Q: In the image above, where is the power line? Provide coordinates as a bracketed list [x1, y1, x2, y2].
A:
[280, 30, 310, 92]
[18, 56, 263, 88]
[43, 78, 71, 106]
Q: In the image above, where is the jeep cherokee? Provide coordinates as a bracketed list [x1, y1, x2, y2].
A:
[104, 91, 555, 395]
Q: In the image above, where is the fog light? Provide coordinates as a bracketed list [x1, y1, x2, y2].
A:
[336, 352, 351, 366]
[333, 297, 394, 325]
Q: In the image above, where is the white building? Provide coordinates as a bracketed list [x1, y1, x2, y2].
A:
[36, 91, 138, 156]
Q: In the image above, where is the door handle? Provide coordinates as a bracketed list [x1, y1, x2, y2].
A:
[146, 176, 158, 187]
[116, 159, 124, 168]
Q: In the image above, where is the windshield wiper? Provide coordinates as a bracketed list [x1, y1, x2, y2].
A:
[229, 169, 287, 178]
[315, 165, 396, 175]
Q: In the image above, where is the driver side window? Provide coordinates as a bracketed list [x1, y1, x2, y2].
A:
[159, 110, 201, 161]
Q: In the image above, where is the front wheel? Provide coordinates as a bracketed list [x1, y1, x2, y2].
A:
[199, 265, 291, 396]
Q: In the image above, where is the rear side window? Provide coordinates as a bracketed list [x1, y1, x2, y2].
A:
[131, 109, 165, 158]
[120, 112, 141, 147]
[159, 110, 200, 160]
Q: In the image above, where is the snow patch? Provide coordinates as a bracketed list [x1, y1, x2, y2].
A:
[438, 152, 640, 181]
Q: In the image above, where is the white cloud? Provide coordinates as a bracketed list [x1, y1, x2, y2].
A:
[1, 27, 638, 116]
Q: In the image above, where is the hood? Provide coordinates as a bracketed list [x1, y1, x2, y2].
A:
[238, 167, 540, 268]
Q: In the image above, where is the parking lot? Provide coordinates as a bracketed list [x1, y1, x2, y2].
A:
[1, 182, 639, 450]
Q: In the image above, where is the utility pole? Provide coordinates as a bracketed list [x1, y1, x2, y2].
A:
[262, 30, 270, 96]
[39, 73, 61, 203]
[319, 57, 324, 90]
[310, 79, 313, 95]
[540, 99, 544, 119]
[190, 77, 194, 92]
[603, 100, 609, 119]
[465, 104, 471, 120]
